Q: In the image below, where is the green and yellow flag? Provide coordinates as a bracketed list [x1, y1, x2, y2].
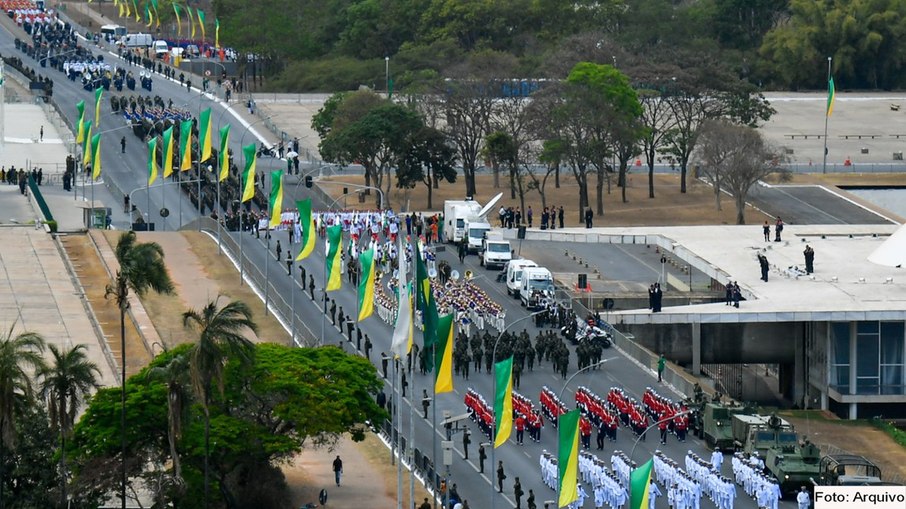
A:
[179, 119, 193, 171]
[147, 137, 159, 185]
[197, 9, 206, 39]
[218, 125, 230, 181]
[827, 77, 836, 117]
[415, 242, 439, 371]
[150, 0, 160, 28]
[325, 225, 342, 292]
[161, 126, 174, 178]
[75, 100, 85, 144]
[629, 458, 654, 509]
[434, 313, 455, 394]
[118, 2, 125, 18]
[357, 248, 376, 321]
[269, 170, 284, 229]
[295, 199, 316, 260]
[558, 410, 581, 508]
[189, 4, 196, 38]
[241, 143, 256, 202]
[493, 356, 514, 448]
[198, 108, 212, 162]
[132, 0, 139, 22]
[144, 3, 152, 27]
[215, 18, 220, 48]
[94, 87, 103, 128]
[173, 3, 182, 36]
[90, 133, 102, 181]
[82, 121, 92, 166]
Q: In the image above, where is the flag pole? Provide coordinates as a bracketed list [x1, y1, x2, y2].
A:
[431, 343, 437, 509]
[396, 359, 403, 509]
[216, 175, 221, 254]
[410, 354, 417, 509]
[391, 357, 397, 466]
[239, 160, 245, 286]
[822, 56, 832, 175]
[265, 221, 270, 316]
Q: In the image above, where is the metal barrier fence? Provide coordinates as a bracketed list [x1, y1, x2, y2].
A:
[27, 175, 53, 221]
[184, 217, 318, 347]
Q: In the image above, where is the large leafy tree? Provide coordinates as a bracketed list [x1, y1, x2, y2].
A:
[104, 230, 174, 509]
[321, 102, 423, 208]
[182, 298, 258, 509]
[0, 327, 45, 509]
[68, 344, 384, 508]
[0, 406, 57, 509]
[396, 126, 457, 209]
[567, 62, 644, 206]
[38, 344, 100, 508]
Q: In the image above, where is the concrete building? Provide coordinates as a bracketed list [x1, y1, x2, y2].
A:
[505, 221, 906, 419]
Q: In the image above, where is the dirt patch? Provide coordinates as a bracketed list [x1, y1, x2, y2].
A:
[780, 411, 906, 483]
[320, 173, 773, 226]
[285, 432, 432, 509]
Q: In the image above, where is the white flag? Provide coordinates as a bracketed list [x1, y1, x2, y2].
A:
[390, 235, 411, 357]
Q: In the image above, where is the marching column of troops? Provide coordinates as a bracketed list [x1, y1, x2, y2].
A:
[685, 451, 739, 509]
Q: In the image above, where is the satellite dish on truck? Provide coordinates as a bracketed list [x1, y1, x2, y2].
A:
[477, 192, 504, 219]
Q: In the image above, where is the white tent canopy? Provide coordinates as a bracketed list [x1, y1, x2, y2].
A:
[869, 223, 906, 267]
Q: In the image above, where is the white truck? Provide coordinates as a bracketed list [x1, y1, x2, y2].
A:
[464, 216, 492, 254]
[505, 259, 538, 297]
[443, 193, 502, 245]
[520, 266, 555, 309]
[480, 232, 511, 269]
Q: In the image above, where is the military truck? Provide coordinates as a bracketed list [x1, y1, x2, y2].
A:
[815, 454, 887, 486]
[701, 401, 757, 451]
[732, 414, 794, 456]
[765, 437, 821, 496]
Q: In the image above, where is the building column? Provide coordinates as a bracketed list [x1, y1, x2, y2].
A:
[793, 326, 806, 407]
[692, 322, 701, 376]
[849, 402, 858, 419]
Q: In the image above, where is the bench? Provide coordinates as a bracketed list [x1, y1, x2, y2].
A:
[839, 134, 881, 140]
[785, 134, 824, 140]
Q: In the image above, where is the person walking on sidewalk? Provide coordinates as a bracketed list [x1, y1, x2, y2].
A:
[657, 354, 666, 383]
[332, 455, 343, 486]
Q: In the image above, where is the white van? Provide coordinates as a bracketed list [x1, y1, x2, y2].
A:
[519, 266, 554, 309]
[152, 40, 169, 58]
[480, 232, 511, 269]
[505, 259, 537, 297]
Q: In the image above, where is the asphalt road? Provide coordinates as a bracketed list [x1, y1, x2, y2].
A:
[747, 184, 894, 225]
[6, 15, 795, 508]
[240, 227, 793, 509]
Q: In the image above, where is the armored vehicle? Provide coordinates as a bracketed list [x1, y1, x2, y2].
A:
[816, 454, 886, 486]
[702, 401, 757, 451]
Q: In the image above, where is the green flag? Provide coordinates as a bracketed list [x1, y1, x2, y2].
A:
[558, 410, 581, 507]
[179, 119, 193, 171]
[434, 314, 454, 394]
[269, 170, 284, 229]
[295, 198, 316, 261]
[147, 137, 158, 185]
[241, 143, 256, 203]
[827, 77, 836, 117]
[199, 108, 212, 162]
[325, 225, 342, 292]
[415, 242, 438, 371]
[218, 125, 230, 181]
[493, 356, 513, 448]
[357, 248, 375, 321]
[75, 100, 85, 143]
[94, 87, 103, 128]
[629, 458, 654, 509]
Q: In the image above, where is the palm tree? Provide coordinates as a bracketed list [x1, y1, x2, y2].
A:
[145, 351, 190, 492]
[104, 231, 175, 509]
[182, 298, 257, 508]
[38, 344, 101, 508]
[0, 325, 46, 509]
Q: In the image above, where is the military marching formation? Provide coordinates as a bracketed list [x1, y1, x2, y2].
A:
[732, 453, 781, 509]
[653, 450, 703, 509]
[642, 388, 690, 444]
[578, 451, 629, 509]
[685, 450, 739, 509]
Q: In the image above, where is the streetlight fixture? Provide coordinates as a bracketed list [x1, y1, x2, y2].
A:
[489, 310, 544, 509]
[555, 357, 617, 505]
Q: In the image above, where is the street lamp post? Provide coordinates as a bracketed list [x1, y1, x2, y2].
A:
[237, 116, 272, 286]
[626, 410, 692, 503]
[554, 357, 617, 505]
[320, 180, 386, 210]
[489, 310, 544, 509]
